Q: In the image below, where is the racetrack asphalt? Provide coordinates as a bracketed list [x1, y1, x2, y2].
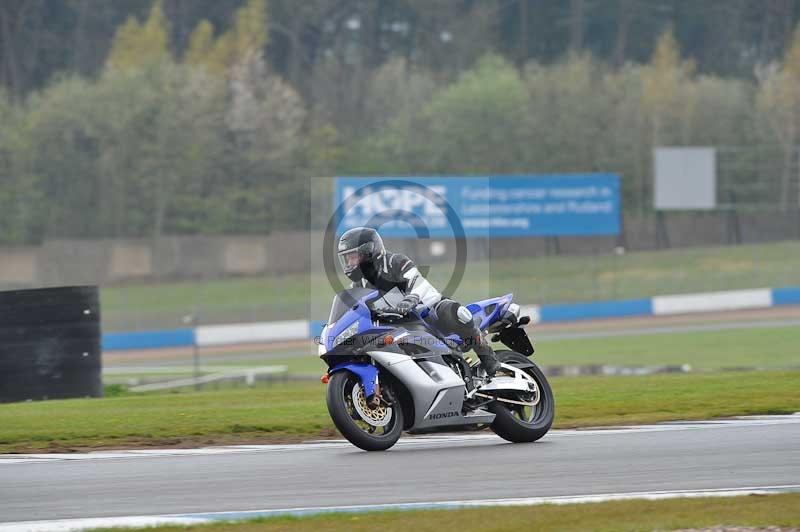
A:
[1, 415, 798, 524]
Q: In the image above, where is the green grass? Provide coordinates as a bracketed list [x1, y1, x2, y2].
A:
[534, 324, 800, 370]
[1, 370, 798, 453]
[89, 493, 800, 532]
[100, 240, 800, 330]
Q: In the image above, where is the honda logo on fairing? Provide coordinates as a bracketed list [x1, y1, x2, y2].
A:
[428, 411, 459, 420]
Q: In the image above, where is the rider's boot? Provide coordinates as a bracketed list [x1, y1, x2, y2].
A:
[473, 338, 501, 378]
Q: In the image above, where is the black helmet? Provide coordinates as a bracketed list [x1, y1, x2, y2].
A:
[337, 227, 385, 282]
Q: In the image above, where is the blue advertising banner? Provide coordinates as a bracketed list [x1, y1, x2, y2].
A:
[334, 175, 621, 237]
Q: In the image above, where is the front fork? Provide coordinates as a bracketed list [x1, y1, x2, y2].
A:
[327, 361, 384, 406]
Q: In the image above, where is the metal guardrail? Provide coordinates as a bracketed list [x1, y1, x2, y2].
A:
[128, 365, 289, 392]
[102, 285, 800, 352]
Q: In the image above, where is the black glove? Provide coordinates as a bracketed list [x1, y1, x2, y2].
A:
[395, 294, 420, 315]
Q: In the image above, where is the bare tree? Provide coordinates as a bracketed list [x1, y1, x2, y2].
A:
[569, 0, 585, 51]
[613, 0, 634, 67]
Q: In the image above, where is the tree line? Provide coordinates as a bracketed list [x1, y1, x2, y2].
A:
[3, 1, 800, 95]
[1, 0, 800, 245]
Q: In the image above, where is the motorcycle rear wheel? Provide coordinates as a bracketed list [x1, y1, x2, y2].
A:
[488, 351, 554, 443]
[326, 370, 403, 451]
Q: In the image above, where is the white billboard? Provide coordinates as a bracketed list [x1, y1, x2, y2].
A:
[654, 147, 716, 210]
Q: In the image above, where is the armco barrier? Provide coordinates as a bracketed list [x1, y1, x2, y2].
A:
[102, 329, 195, 351]
[102, 285, 800, 351]
[773, 286, 800, 306]
[651, 288, 772, 316]
[195, 321, 308, 347]
[538, 298, 652, 323]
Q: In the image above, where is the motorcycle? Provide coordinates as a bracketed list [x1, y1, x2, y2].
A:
[318, 287, 554, 451]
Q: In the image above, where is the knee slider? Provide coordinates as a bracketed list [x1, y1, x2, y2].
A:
[456, 305, 473, 324]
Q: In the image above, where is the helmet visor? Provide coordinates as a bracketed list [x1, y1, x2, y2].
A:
[338, 248, 364, 273]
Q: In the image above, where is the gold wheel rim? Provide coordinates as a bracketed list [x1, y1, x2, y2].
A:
[351, 385, 392, 426]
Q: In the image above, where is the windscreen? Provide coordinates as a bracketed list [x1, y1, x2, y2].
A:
[368, 287, 405, 312]
[327, 287, 377, 325]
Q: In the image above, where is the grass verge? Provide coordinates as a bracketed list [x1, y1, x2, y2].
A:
[101, 240, 800, 329]
[533, 324, 800, 370]
[88, 493, 800, 532]
[1, 371, 798, 453]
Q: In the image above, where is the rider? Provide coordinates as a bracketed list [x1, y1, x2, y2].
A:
[337, 226, 501, 377]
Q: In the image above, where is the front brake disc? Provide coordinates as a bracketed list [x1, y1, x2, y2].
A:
[351, 384, 393, 427]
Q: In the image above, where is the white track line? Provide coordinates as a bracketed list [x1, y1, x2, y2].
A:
[1, 414, 798, 465]
[3, 485, 800, 532]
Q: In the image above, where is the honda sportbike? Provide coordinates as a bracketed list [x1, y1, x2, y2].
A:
[318, 287, 554, 451]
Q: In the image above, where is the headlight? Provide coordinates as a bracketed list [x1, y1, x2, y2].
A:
[334, 321, 359, 347]
[318, 325, 328, 356]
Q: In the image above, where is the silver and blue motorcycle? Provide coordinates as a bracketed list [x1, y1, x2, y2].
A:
[318, 287, 554, 451]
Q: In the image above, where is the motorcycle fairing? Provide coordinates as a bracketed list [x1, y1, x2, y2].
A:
[391, 328, 454, 358]
[323, 290, 380, 352]
[466, 294, 513, 331]
[368, 349, 474, 429]
[320, 328, 394, 365]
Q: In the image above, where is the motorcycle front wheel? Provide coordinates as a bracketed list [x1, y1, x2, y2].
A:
[488, 350, 555, 443]
[326, 370, 403, 451]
